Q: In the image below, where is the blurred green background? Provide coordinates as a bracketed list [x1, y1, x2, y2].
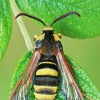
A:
[0, 14, 100, 100]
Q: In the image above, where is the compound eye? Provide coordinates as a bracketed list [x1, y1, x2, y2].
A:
[56, 41, 62, 51]
[57, 33, 62, 38]
[35, 40, 42, 48]
[34, 35, 38, 41]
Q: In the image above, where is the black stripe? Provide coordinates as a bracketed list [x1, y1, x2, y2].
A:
[37, 62, 58, 71]
[34, 76, 58, 86]
[34, 91, 57, 95]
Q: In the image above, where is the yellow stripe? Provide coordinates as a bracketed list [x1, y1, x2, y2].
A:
[39, 62, 56, 66]
[53, 34, 60, 41]
[43, 27, 53, 31]
[36, 68, 58, 76]
[34, 85, 58, 93]
[34, 92, 56, 100]
[36, 34, 45, 41]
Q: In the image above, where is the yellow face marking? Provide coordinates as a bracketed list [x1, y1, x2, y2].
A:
[53, 34, 60, 41]
[36, 34, 45, 41]
[39, 62, 56, 66]
[34, 85, 58, 93]
[36, 68, 58, 76]
[34, 92, 56, 100]
[43, 27, 53, 31]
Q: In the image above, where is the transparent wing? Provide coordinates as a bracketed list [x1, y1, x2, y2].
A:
[56, 50, 84, 100]
[12, 82, 33, 100]
[10, 51, 41, 100]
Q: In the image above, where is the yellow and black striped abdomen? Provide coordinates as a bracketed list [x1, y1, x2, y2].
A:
[34, 62, 59, 100]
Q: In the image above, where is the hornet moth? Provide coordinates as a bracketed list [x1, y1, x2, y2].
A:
[10, 12, 92, 100]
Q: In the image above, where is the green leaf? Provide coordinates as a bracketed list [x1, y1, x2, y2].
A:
[15, 0, 100, 39]
[66, 55, 100, 100]
[10, 51, 100, 99]
[56, 90, 66, 100]
[9, 51, 32, 96]
[0, 0, 12, 60]
[9, 51, 65, 100]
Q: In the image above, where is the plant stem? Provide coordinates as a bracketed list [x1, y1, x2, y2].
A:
[9, 0, 33, 51]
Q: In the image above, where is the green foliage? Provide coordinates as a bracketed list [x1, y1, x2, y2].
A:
[10, 51, 100, 99]
[0, 0, 12, 60]
[15, 0, 100, 38]
[56, 90, 66, 100]
[1, 0, 98, 99]
[66, 55, 100, 100]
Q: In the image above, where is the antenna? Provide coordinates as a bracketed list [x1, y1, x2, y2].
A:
[15, 13, 46, 26]
[50, 12, 81, 26]
[16, 12, 80, 27]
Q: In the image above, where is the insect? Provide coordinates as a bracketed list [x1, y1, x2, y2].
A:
[10, 12, 92, 100]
